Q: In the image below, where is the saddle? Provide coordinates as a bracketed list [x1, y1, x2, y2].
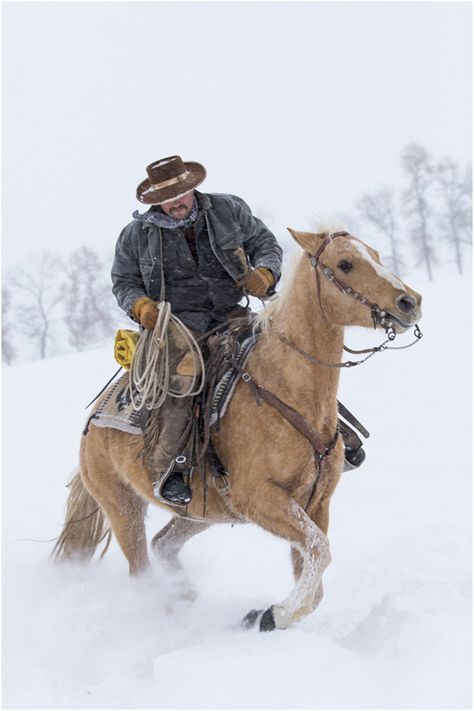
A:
[193, 317, 259, 489]
[141, 316, 258, 504]
[205, 332, 258, 428]
[87, 314, 369, 500]
[85, 314, 256, 484]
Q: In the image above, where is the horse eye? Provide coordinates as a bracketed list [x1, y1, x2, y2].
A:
[338, 260, 353, 273]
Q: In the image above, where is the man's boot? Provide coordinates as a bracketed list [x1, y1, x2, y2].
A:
[151, 394, 193, 506]
[150, 324, 202, 506]
[339, 419, 366, 471]
[158, 455, 192, 505]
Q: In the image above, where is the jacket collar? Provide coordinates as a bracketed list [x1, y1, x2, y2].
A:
[195, 190, 212, 211]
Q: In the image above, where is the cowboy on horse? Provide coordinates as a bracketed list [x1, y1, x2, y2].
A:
[111, 155, 365, 506]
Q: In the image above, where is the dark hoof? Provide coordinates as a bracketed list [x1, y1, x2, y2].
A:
[259, 607, 276, 632]
[241, 609, 263, 629]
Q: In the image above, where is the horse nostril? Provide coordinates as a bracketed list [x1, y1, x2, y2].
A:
[396, 294, 417, 313]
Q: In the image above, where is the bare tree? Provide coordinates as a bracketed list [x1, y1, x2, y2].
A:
[436, 158, 472, 275]
[461, 163, 472, 243]
[401, 143, 437, 280]
[2, 285, 16, 365]
[8, 252, 62, 359]
[357, 189, 405, 276]
[62, 245, 117, 351]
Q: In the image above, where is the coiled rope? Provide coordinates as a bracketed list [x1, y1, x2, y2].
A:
[129, 301, 206, 411]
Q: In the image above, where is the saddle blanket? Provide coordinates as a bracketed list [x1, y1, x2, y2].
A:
[209, 335, 257, 426]
[90, 372, 146, 436]
[89, 335, 257, 436]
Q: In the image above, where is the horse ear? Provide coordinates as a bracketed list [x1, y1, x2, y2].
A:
[287, 228, 324, 253]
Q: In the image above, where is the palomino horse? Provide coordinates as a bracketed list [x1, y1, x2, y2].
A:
[54, 227, 422, 631]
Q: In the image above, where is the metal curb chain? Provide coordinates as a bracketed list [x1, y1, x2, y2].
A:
[382, 324, 423, 350]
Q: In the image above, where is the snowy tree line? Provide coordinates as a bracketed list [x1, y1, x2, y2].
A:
[355, 143, 471, 280]
[2, 246, 125, 364]
[2, 143, 471, 365]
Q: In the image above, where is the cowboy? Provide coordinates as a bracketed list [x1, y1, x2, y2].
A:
[112, 155, 283, 505]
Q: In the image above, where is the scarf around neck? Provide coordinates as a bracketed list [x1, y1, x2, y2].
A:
[133, 198, 199, 230]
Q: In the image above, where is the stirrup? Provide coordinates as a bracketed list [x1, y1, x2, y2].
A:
[152, 455, 192, 506]
[339, 418, 363, 450]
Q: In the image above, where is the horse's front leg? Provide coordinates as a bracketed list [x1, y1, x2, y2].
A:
[238, 482, 331, 631]
[291, 496, 330, 611]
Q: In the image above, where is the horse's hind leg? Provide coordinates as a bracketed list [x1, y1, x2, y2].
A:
[151, 517, 211, 572]
[82, 465, 150, 576]
[151, 517, 211, 602]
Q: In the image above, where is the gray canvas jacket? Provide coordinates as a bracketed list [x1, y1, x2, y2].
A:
[111, 191, 283, 326]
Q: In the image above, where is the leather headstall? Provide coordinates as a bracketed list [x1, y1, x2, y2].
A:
[308, 231, 395, 332]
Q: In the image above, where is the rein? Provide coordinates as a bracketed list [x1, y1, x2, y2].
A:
[277, 326, 422, 369]
[277, 331, 393, 369]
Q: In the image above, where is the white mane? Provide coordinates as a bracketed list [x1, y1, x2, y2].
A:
[311, 215, 350, 235]
[254, 216, 350, 334]
[254, 251, 301, 333]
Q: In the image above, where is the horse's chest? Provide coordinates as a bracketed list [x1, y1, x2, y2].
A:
[293, 447, 342, 509]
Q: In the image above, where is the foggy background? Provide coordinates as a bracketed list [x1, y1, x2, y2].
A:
[2, 5, 472, 707]
[3, 1, 471, 257]
[2, 1, 472, 363]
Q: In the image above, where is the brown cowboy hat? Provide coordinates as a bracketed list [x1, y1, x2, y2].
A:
[136, 155, 206, 205]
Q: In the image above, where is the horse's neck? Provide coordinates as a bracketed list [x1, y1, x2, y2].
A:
[256, 256, 344, 422]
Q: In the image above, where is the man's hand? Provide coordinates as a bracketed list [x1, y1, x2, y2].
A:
[132, 296, 158, 330]
[237, 267, 274, 297]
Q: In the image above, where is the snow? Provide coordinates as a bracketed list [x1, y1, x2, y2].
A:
[2, 269, 471, 709]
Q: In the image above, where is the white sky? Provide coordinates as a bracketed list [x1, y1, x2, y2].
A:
[2, 1, 472, 266]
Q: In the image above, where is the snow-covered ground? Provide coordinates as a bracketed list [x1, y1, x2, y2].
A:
[2, 268, 472, 709]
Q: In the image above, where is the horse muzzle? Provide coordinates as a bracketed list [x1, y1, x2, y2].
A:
[373, 307, 421, 334]
[376, 291, 422, 333]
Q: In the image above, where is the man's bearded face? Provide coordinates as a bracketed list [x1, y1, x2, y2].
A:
[160, 191, 194, 219]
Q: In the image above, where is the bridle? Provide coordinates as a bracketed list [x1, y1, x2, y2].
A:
[223, 229, 423, 511]
[227, 230, 423, 512]
[276, 230, 423, 369]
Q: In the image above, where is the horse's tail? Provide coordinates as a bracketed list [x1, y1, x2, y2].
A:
[51, 467, 111, 562]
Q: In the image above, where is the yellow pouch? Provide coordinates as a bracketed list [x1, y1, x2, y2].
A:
[114, 329, 141, 370]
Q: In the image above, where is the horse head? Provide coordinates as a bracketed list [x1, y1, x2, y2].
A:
[288, 228, 422, 334]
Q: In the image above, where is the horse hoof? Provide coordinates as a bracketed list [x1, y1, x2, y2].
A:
[259, 606, 276, 632]
[241, 608, 263, 629]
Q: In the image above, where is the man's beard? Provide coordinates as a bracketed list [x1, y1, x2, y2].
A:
[169, 204, 190, 218]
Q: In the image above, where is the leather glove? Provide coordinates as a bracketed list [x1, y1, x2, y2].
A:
[236, 267, 274, 297]
[132, 296, 158, 330]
